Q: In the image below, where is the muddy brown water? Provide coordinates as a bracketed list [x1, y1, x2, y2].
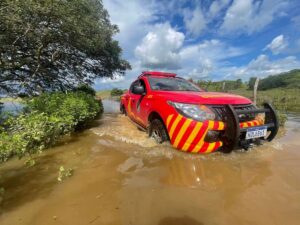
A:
[0, 100, 300, 225]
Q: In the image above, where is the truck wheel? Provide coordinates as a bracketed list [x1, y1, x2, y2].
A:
[120, 104, 127, 115]
[149, 119, 168, 144]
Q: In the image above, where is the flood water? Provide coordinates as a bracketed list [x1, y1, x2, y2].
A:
[0, 100, 300, 225]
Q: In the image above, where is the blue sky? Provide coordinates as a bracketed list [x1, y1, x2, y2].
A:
[95, 0, 300, 90]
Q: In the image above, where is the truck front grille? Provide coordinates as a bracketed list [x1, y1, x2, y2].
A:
[211, 104, 257, 122]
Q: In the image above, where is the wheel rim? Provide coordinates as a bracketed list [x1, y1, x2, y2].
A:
[152, 128, 162, 143]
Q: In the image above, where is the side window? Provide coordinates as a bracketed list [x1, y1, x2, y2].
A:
[130, 80, 139, 93]
[139, 79, 146, 93]
[130, 79, 147, 94]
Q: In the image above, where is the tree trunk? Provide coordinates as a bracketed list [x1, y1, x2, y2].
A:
[222, 82, 226, 92]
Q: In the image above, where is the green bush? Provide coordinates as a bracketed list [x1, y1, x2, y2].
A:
[73, 84, 96, 96]
[26, 92, 102, 125]
[110, 88, 124, 96]
[0, 91, 102, 162]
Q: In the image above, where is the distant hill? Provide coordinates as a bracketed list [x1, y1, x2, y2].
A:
[258, 69, 300, 90]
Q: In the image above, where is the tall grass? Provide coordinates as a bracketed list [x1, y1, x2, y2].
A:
[229, 88, 300, 112]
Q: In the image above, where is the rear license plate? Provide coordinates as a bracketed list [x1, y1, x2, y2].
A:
[246, 126, 267, 140]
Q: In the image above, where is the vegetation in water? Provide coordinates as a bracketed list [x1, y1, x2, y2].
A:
[57, 166, 73, 182]
[0, 186, 4, 204]
[0, 91, 102, 163]
[0, 187, 4, 195]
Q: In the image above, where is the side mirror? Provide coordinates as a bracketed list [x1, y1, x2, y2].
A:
[132, 85, 145, 95]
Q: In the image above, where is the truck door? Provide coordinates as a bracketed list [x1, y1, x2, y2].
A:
[128, 79, 147, 126]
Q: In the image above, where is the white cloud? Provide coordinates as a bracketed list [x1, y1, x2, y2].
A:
[94, 61, 144, 90]
[100, 74, 125, 84]
[178, 39, 247, 80]
[135, 23, 185, 70]
[221, 0, 288, 34]
[229, 54, 300, 79]
[180, 39, 246, 61]
[186, 59, 214, 79]
[209, 0, 231, 18]
[103, 0, 157, 58]
[264, 35, 288, 54]
[183, 7, 207, 36]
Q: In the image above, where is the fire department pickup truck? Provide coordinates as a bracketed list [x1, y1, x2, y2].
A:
[120, 71, 279, 154]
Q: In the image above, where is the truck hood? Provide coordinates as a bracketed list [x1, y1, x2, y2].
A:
[154, 91, 252, 105]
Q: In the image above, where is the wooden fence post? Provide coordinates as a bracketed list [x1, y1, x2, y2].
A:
[222, 82, 226, 92]
[253, 77, 259, 105]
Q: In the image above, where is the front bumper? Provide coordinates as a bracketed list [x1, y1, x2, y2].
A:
[166, 103, 279, 154]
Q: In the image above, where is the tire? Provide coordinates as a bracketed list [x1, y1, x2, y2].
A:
[149, 119, 169, 144]
[120, 104, 127, 115]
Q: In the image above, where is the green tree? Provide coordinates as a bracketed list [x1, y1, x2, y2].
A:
[73, 84, 96, 96]
[235, 79, 242, 89]
[111, 88, 123, 96]
[258, 69, 300, 90]
[0, 0, 131, 96]
[248, 77, 257, 90]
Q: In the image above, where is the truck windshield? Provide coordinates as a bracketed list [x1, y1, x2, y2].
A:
[148, 77, 202, 92]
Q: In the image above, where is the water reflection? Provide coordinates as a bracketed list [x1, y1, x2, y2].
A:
[102, 99, 120, 113]
[162, 156, 271, 189]
[0, 132, 94, 214]
[160, 154, 272, 209]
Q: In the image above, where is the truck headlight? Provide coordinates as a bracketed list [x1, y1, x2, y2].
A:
[168, 101, 216, 121]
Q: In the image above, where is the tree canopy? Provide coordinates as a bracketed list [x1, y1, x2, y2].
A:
[258, 69, 300, 90]
[0, 0, 131, 96]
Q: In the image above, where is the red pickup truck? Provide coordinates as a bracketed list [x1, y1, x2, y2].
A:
[120, 71, 279, 154]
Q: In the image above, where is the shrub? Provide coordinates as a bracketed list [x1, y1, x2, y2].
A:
[0, 91, 102, 162]
[73, 84, 96, 96]
[26, 92, 102, 125]
[0, 113, 68, 161]
[111, 88, 124, 96]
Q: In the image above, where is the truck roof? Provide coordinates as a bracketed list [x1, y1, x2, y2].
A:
[138, 71, 177, 78]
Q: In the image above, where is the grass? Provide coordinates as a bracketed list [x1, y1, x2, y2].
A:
[228, 88, 300, 112]
[96, 90, 112, 99]
[96, 90, 122, 101]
